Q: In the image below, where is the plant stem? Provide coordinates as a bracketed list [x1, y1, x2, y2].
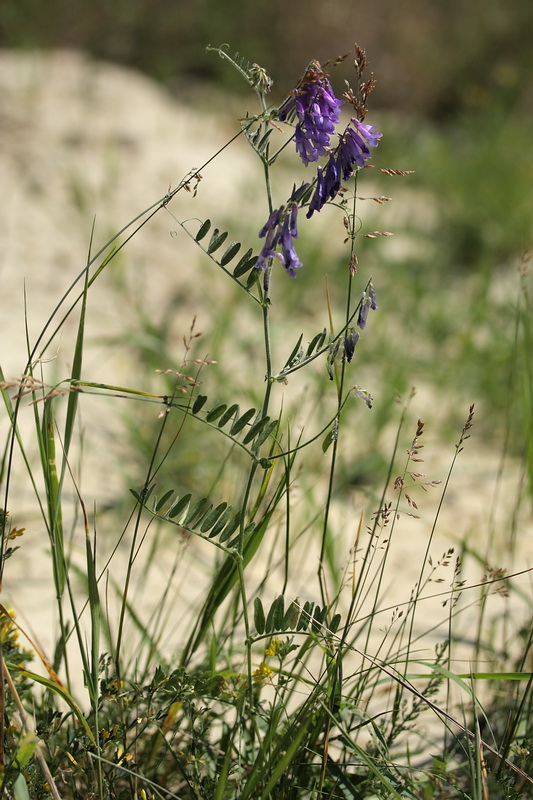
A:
[318, 176, 359, 605]
[237, 94, 275, 704]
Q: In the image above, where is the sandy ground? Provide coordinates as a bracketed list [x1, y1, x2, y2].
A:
[0, 50, 531, 714]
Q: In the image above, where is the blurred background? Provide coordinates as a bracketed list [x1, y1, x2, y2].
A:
[2, 0, 533, 117]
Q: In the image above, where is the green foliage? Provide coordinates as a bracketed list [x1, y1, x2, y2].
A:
[189, 217, 259, 290]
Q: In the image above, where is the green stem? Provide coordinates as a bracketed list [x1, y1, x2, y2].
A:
[235, 553, 254, 698]
[237, 92, 275, 705]
[318, 176, 359, 605]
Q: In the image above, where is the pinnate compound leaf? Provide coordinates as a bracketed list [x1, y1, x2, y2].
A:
[253, 418, 278, 448]
[322, 429, 335, 453]
[284, 333, 304, 369]
[167, 493, 191, 519]
[184, 497, 210, 526]
[200, 502, 228, 533]
[208, 505, 234, 538]
[155, 489, 175, 513]
[230, 407, 256, 436]
[207, 228, 228, 254]
[283, 599, 301, 630]
[218, 404, 239, 428]
[219, 241, 241, 266]
[218, 511, 243, 543]
[297, 601, 315, 631]
[195, 219, 211, 242]
[273, 595, 286, 631]
[223, 521, 255, 551]
[306, 328, 327, 357]
[256, 128, 273, 153]
[254, 597, 266, 635]
[246, 268, 259, 289]
[206, 403, 227, 423]
[242, 416, 272, 445]
[312, 604, 327, 633]
[233, 249, 257, 277]
[265, 595, 284, 634]
[193, 502, 213, 529]
[192, 395, 208, 414]
[329, 613, 342, 633]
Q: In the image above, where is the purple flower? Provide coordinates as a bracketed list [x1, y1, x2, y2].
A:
[256, 192, 307, 278]
[305, 118, 382, 218]
[343, 329, 360, 363]
[337, 118, 382, 180]
[357, 282, 377, 330]
[279, 61, 344, 167]
[306, 152, 341, 218]
[357, 296, 370, 330]
[277, 214, 303, 278]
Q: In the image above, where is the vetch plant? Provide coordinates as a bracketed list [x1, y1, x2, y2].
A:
[0, 42, 532, 800]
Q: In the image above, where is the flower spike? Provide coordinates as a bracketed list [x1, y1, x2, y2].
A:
[255, 184, 310, 278]
[279, 61, 344, 166]
[337, 118, 382, 180]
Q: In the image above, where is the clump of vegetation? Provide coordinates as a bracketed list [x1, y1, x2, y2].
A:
[1, 44, 532, 799]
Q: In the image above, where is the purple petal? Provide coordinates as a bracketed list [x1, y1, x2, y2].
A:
[259, 206, 283, 238]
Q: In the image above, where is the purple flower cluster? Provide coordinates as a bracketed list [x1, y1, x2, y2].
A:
[307, 118, 382, 218]
[255, 184, 310, 278]
[255, 202, 302, 278]
[338, 119, 382, 177]
[279, 61, 344, 166]
[256, 62, 383, 277]
[306, 152, 340, 218]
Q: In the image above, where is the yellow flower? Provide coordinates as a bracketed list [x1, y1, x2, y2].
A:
[0, 608, 19, 645]
[253, 661, 273, 684]
[264, 638, 282, 657]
